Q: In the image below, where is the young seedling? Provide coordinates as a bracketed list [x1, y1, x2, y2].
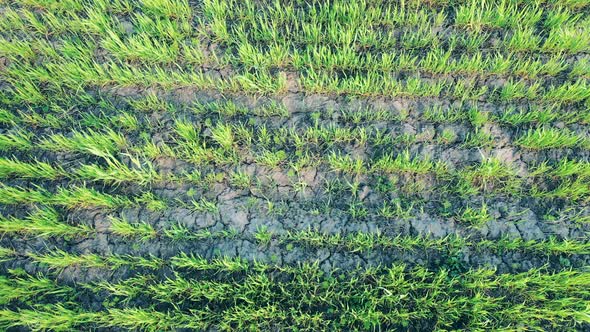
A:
[0, 158, 63, 180]
[0, 272, 74, 305]
[458, 203, 491, 225]
[190, 197, 219, 213]
[0, 208, 92, 239]
[0, 131, 32, 151]
[171, 253, 248, 272]
[108, 216, 157, 241]
[372, 150, 433, 174]
[229, 169, 252, 189]
[516, 128, 582, 149]
[254, 226, 272, 246]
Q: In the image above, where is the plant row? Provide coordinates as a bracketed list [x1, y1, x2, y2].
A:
[203, 1, 590, 56]
[0, 260, 589, 331]
[5, 59, 590, 108]
[1, 209, 589, 255]
[3, 28, 589, 83]
[4, 96, 590, 137]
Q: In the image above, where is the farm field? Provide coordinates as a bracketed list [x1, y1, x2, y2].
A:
[0, 0, 590, 330]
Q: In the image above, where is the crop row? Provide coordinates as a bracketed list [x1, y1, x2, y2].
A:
[0, 259, 589, 331]
[5, 61, 590, 108]
[8, 0, 590, 17]
[1, 206, 589, 256]
[1, 120, 589, 200]
[3, 95, 590, 136]
[1, 116, 589, 161]
[1, 4, 590, 101]
[6, 0, 587, 55]
[3, 31, 590, 84]
[1, 171, 588, 232]
[0, 157, 589, 211]
[204, 1, 590, 55]
[1, 142, 588, 180]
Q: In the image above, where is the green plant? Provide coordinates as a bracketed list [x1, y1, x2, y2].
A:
[109, 216, 157, 241]
[210, 122, 235, 151]
[171, 253, 248, 272]
[40, 129, 127, 158]
[229, 169, 251, 189]
[191, 197, 219, 213]
[254, 226, 272, 246]
[0, 131, 32, 151]
[0, 208, 92, 238]
[0, 158, 62, 180]
[140, 0, 192, 20]
[256, 149, 287, 168]
[516, 128, 583, 149]
[327, 153, 364, 175]
[102, 31, 179, 63]
[372, 150, 433, 174]
[136, 192, 167, 211]
[458, 203, 491, 225]
[76, 155, 161, 185]
[437, 128, 457, 144]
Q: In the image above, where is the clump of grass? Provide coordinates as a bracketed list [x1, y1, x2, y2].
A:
[372, 150, 434, 174]
[543, 79, 590, 104]
[171, 253, 249, 272]
[0, 185, 132, 209]
[457, 203, 491, 225]
[0, 131, 32, 151]
[102, 30, 179, 63]
[256, 149, 287, 168]
[254, 226, 273, 246]
[99, 307, 188, 331]
[462, 157, 518, 192]
[0, 271, 74, 305]
[378, 200, 415, 219]
[140, 0, 192, 20]
[28, 250, 164, 271]
[135, 192, 167, 211]
[39, 129, 127, 157]
[327, 153, 364, 175]
[497, 106, 559, 126]
[535, 180, 590, 201]
[462, 129, 494, 148]
[0, 247, 16, 262]
[550, 158, 590, 178]
[209, 122, 235, 151]
[0, 304, 99, 331]
[0, 208, 92, 239]
[437, 128, 457, 144]
[190, 197, 219, 213]
[75, 155, 161, 185]
[108, 216, 157, 241]
[516, 128, 584, 149]
[0, 158, 62, 180]
[229, 169, 252, 189]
